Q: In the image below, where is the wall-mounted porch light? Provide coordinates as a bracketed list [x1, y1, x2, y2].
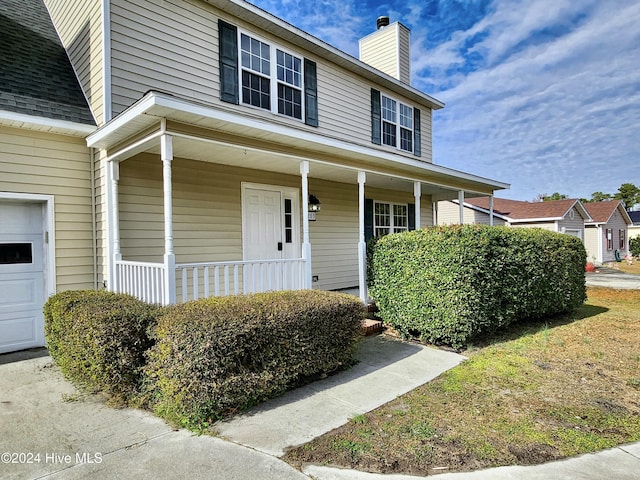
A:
[308, 194, 321, 212]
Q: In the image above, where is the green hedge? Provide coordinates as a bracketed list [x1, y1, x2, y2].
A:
[44, 290, 159, 399]
[630, 237, 640, 257]
[145, 290, 365, 429]
[370, 225, 587, 348]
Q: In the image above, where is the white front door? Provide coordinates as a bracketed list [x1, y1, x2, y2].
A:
[243, 187, 284, 260]
[242, 183, 301, 261]
[0, 202, 46, 353]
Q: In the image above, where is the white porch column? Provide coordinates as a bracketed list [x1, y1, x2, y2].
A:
[162, 134, 176, 304]
[110, 161, 121, 292]
[458, 190, 465, 224]
[358, 171, 367, 304]
[300, 161, 312, 289]
[432, 200, 438, 226]
[413, 181, 421, 230]
[489, 195, 494, 226]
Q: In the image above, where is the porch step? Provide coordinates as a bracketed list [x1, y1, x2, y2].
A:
[361, 318, 383, 336]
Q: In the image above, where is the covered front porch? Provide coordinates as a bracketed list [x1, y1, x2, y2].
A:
[88, 92, 507, 305]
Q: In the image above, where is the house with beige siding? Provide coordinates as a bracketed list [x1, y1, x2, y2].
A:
[583, 201, 632, 264]
[1, 0, 508, 353]
[438, 197, 591, 240]
[0, 0, 96, 353]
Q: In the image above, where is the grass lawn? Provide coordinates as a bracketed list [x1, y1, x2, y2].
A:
[613, 261, 640, 275]
[284, 287, 640, 476]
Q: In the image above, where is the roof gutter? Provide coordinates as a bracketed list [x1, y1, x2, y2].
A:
[0, 110, 96, 136]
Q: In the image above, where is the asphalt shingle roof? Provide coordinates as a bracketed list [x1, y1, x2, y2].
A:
[0, 0, 95, 125]
[583, 200, 624, 224]
[465, 197, 582, 221]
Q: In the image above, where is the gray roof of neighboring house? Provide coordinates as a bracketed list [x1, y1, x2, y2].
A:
[0, 0, 95, 125]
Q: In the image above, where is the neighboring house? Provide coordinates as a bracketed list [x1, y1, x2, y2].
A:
[438, 197, 591, 239]
[628, 211, 640, 240]
[0, 0, 509, 353]
[583, 201, 632, 264]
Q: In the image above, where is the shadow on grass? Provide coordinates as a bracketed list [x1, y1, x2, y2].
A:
[467, 303, 610, 350]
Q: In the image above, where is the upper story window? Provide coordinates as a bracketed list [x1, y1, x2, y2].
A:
[240, 33, 303, 120]
[380, 94, 413, 152]
[371, 89, 421, 157]
[219, 20, 318, 127]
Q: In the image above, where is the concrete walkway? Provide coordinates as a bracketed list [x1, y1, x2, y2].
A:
[216, 336, 464, 456]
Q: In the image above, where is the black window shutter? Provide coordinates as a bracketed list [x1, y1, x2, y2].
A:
[413, 108, 421, 157]
[408, 203, 416, 231]
[218, 20, 239, 104]
[304, 59, 318, 127]
[371, 89, 381, 145]
[365, 198, 374, 241]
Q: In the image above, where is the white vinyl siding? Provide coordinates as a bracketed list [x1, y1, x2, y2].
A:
[108, 0, 433, 162]
[436, 201, 507, 226]
[0, 126, 94, 290]
[44, 0, 103, 124]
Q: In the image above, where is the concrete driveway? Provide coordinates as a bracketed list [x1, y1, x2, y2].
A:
[586, 266, 640, 289]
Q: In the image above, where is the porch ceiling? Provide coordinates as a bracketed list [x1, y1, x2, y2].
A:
[88, 91, 509, 199]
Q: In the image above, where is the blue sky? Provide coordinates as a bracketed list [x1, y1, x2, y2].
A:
[247, 0, 640, 201]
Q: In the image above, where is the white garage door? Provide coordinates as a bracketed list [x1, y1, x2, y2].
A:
[0, 202, 46, 353]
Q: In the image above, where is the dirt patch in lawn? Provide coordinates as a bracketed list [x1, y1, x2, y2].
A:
[284, 287, 640, 476]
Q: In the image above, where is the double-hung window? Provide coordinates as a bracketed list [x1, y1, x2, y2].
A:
[381, 94, 413, 153]
[374, 201, 408, 237]
[619, 229, 626, 250]
[371, 89, 421, 156]
[606, 228, 613, 250]
[219, 20, 318, 126]
[240, 33, 303, 120]
[276, 50, 302, 119]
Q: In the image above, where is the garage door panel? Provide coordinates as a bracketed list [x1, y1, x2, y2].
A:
[0, 203, 42, 234]
[0, 315, 37, 353]
[0, 276, 39, 310]
[0, 201, 46, 353]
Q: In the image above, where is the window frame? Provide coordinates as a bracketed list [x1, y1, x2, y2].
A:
[238, 29, 305, 121]
[380, 93, 413, 153]
[619, 229, 626, 250]
[605, 228, 614, 251]
[373, 201, 409, 237]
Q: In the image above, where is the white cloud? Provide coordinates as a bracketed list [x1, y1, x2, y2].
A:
[428, 0, 640, 199]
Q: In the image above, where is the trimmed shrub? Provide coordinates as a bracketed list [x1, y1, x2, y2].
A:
[366, 236, 381, 287]
[44, 290, 159, 399]
[144, 290, 365, 429]
[630, 237, 640, 258]
[371, 225, 587, 348]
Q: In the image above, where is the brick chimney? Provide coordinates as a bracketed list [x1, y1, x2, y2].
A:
[359, 16, 411, 84]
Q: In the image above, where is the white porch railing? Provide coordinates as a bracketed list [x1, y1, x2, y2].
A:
[114, 260, 167, 305]
[114, 258, 307, 304]
[175, 258, 306, 302]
